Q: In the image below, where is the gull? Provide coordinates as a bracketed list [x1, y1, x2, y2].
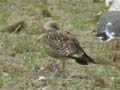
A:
[40, 20, 95, 78]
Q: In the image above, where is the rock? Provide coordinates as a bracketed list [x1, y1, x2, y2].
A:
[0, 20, 24, 33]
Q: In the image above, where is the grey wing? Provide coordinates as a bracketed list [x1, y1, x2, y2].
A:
[97, 11, 120, 34]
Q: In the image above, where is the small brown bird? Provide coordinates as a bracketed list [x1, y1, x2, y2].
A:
[40, 20, 95, 78]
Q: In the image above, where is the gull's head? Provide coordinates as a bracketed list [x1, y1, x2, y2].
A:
[105, 0, 113, 7]
[43, 20, 60, 31]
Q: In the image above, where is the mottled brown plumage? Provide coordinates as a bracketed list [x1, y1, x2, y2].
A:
[40, 20, 95, 77]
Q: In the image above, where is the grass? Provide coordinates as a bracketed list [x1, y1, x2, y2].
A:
[0, 0, 120, 90]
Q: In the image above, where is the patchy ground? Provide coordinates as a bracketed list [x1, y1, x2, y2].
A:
[0, 0, 120, 90]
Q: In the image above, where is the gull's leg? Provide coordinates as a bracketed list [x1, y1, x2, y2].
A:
[50, 59, 59, 78]
[51, 59, 56, 73]
[61, 60, 65, 79]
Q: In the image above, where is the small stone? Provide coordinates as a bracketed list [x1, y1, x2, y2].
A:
[38, 76, 46, 81]
[41, 87, 47, 90]
[40, 67, 45, 70]
[110, 77, 115, 81]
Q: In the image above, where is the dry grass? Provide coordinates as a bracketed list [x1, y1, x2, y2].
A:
[0, 0, 120, 90]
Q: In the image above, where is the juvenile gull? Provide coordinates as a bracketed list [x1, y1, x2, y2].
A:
[40, 20, 95, 77]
